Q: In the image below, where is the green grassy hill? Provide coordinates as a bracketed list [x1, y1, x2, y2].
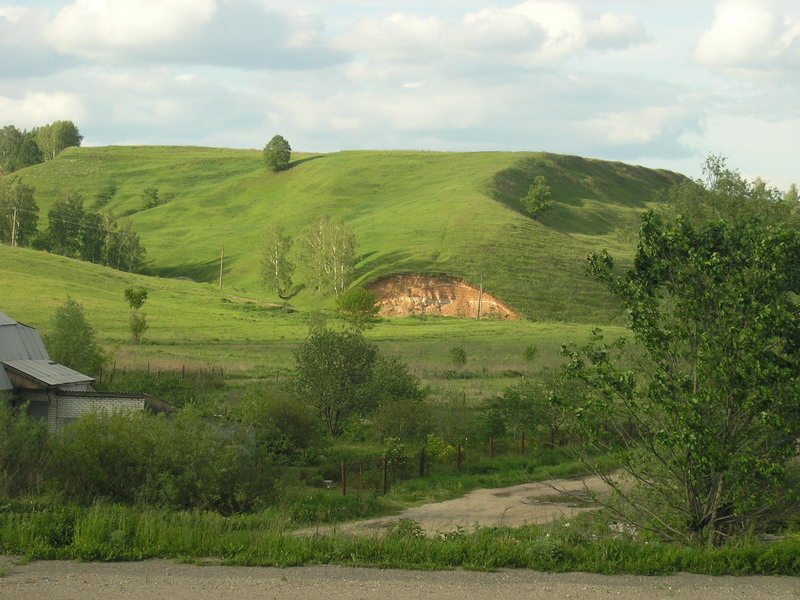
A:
[0, 244, 625, 391]
[11, 146, 683, 324]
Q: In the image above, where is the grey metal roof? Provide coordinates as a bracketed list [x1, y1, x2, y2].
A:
[1, 359, 94, 387]
[0, 313, 49, 361]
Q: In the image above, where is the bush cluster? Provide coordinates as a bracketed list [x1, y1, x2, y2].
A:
[1, 406, 278, 514]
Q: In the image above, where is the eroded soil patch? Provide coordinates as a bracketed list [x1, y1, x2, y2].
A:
[367, 275, 519, 319]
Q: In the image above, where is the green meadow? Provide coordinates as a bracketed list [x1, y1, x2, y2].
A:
[12, 146, 683, 322]
[1, 145, 669, 388]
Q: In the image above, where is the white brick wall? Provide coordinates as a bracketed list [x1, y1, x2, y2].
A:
[47, 394, 145, 432]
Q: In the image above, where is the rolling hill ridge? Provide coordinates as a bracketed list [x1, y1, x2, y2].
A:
[7, 146, 685, 323]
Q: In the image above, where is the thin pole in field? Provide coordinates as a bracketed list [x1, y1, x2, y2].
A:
[477, 272, 484, 319]
[218, 246, 224, 290]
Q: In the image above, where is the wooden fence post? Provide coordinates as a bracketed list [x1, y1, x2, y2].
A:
[488, 437, 494, 459]
[382, 455, 388, 495]
[520, 431, 525, 455]
[418, 447, 426, 478]
[456, 444, 462, 473]
[340, 460, 347, 496]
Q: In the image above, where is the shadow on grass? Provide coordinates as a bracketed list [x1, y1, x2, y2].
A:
[354, 250, 431, 281]
[287, 155, 325, 170]
[150, 252, 241, 284]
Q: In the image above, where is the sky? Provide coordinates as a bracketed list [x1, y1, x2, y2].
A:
[1, 0, 798, 188]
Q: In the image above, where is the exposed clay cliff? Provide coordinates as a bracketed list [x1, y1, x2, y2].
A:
[367, 275, 519, 320]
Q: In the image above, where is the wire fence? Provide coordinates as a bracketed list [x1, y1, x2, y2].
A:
[339, 434, 534, 496]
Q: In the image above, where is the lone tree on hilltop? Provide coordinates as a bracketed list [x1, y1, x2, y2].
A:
[524, 176, 552, 220]
[263, 135, 291, 172]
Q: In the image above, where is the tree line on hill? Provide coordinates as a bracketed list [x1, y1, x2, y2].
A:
[0, 120, 83, 174]
[0, 178, 146, 273]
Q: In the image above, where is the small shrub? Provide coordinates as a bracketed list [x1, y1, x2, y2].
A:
[387, 518, 425, 539]
[448, 346, 467, 367]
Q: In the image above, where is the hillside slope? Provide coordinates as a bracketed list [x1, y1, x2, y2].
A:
[11, 147, 684, 323]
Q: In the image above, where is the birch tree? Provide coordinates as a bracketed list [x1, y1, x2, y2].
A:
[260, 222, 294, 298]
[300, 216, 356, 296]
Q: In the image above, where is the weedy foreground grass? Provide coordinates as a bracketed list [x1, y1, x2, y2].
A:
[1, 501, 798, 575]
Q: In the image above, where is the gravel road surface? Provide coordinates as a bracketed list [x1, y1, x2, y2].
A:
[1, 559, 798, 600]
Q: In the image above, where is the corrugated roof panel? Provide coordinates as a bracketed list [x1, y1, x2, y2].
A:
[2, 360, 93, 387]
[0, 314, 49, 361]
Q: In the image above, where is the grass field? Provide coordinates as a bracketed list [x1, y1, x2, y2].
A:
[3, 145, 672, 398]
[12, 146, 684, 323]
[0, 244, 626, 400]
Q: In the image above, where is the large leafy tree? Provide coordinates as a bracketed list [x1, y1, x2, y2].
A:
[45, 297, 105, 375]
[292, 329, 378, 438]
[46, 190, 84, 256]
[105, 218, 146, 272]
[0, 177, 38, 246]
[34, 120, 83, 161]
[657, 154, 798, 229]
[0, 125, 43, 173]
[263, 135, 291, 172]
[79, 210, 105, 263]
[565, 211, 800, 545]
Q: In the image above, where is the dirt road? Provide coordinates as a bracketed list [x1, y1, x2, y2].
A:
[299, 473, 611, 536]
[1, 559, 797, 600]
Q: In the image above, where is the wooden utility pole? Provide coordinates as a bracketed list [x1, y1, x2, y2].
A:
[477, 273, 484, 319]
[218, 246, 224, 290]
[10, 206, 17, 247]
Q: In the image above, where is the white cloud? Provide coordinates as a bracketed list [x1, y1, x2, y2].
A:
[39, 0, 347, 70]
[579, 105, 697, 147]
[694, 0, 800, 70]
[0, 6, 76, 76]
[336, 0, 646, 69]
[46, 0, 218, 58]
[0, 91, 87, 128]
[269, 86, 488, 135]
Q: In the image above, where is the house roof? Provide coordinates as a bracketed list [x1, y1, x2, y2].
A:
[2, 359, 94, 388]
[1, 312, 54, 390]
[0, 314, 49, 362]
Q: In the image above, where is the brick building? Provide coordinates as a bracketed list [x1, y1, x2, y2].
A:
[1, 312, 174, 432]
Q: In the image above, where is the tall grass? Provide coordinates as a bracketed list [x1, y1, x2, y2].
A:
[1, 501, 797, 574]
